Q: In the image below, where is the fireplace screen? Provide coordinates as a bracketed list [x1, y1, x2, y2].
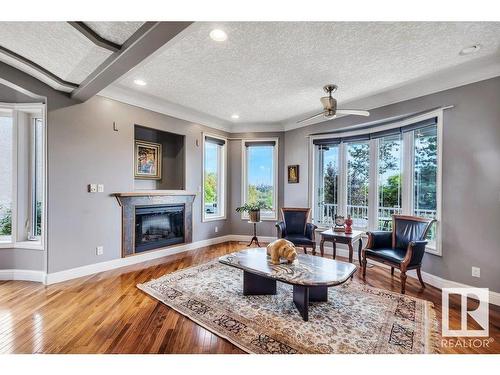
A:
[135, 204, 185, 253]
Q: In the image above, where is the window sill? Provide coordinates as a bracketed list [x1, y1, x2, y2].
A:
[0, 241, 44, 251]
[202, 215, 227, 222]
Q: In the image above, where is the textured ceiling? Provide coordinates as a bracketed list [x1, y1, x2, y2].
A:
[0, 22, 114, 84]
[112, 22, 500, 128]
[84, 22, 144, 45]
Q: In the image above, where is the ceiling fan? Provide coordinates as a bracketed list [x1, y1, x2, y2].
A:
[297, 84, 370, 123]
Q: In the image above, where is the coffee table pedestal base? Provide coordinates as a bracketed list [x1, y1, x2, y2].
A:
[293, 285, 328, 321]
[243, 271, 277, 295]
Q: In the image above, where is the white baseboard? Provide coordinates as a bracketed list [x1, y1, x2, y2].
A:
[322, 244, 500, 306]
[3, 235, 499, 306]
[0, 269, 46, 283]
[44, 235, 237, 285]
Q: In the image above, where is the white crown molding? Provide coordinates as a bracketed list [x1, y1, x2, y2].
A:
[103, 55, 500, 134]
[98, 84, 233, 132]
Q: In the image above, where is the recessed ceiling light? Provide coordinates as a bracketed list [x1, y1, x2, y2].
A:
[231, 114, 239, 120]
[133, 79, 147, 86]
[210, 29, 227, 42]
[459, 44, 482, 56]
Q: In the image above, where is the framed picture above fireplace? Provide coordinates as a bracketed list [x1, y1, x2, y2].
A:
[134, 140, 162, 179]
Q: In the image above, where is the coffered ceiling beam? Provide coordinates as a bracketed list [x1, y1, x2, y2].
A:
[67, 22, 121, 52]
[71, 21, 193, 102]
[0, 45, 79, 91]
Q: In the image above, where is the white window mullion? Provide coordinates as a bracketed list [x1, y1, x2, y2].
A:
[338, 142, 347, 217]
[368, 138, 379, 231]
[402, 131, 414, 215]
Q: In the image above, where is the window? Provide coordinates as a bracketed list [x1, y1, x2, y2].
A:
[30, 117, 44, 238]
[314, 144, 339, 224]
[412, 125, 438, 246]
[242, 139, 278, 220]
[0, 104, 45, 248]
[377, 134, 403, 231]
[346, 141, 370, 229]
[311, 111, 442, 255]
[202, 134, 226, 221]
[0, 111, 13, 242]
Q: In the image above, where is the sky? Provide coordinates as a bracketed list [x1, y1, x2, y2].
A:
[205, 143, 274, 186]
[247, 146, 273, 186]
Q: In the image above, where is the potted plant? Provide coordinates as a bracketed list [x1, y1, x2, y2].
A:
[235, 201, 270, 222]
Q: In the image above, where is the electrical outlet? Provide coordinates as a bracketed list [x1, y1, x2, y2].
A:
[472, 266, 480, 278]
[215, 226, 218, 233]
[96, 246, 104, 256]
[97, 184, 104, 193]
[88, 184, 97, 193]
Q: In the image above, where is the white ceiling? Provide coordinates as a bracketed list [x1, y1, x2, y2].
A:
[104, 21, 500, 132]
[0, 22, 112, 84]
[85, 22, 144, 45]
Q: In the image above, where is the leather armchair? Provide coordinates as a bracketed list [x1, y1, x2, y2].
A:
[276, 208, 317, 255]
[361, 215, 435, 294]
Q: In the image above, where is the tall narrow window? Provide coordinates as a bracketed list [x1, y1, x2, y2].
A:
[412, 125, 438, 244]
[0, 111, 13, 242]
[30, 117, 44, 238]
[314, 143, 339, 224]
[242, 139, 278, 220]
[377, 134, 402, 230]
[346, 141, 370, 229]
[203, 134, 226, 221]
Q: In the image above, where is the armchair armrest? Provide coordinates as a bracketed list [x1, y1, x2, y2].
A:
[275, 221, 286, 238]
[366, 231, 392, 249]
[305, 222, 317, 240]
[404, 240, 428, 266]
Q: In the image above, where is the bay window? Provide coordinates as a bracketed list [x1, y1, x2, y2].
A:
[311, 111, 442, 255]
[241, 138, 279, 220]
[202, 134, 227, 221]
[0, 104, 45, 248]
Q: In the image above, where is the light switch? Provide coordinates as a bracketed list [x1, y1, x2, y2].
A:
[97, 184, 104, 193]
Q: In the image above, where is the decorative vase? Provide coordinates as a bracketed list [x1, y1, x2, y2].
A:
[249, 209, 261, 223]
[345, 215, 353, 234]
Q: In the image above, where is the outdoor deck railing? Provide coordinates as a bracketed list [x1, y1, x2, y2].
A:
[316, 203, 436, 230]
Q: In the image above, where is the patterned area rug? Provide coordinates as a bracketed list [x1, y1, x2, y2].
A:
[138, 261, 439, 354]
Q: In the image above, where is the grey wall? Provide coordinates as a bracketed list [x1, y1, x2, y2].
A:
[47, 96, 231, 273]
[285, 76, 500, 292]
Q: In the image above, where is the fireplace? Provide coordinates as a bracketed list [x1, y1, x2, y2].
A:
[135, 204, 185, 253]
[114, 191, 195, 257]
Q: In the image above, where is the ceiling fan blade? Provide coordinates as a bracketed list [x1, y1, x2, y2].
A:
[296, 112, 325, 123]
[336, 109, 370, 117]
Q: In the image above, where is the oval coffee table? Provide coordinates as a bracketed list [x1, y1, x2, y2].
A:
[219, 248, 357, 321]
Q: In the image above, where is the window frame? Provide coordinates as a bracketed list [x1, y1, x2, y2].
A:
[309, 109, 443, 255]
[0, 103, 46, 251]
[241, 137, 279, 221]
[201, 132, 227, 222]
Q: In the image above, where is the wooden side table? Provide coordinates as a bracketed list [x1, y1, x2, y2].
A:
[247, 220, 262, 247]
[319, 229, 364, 264]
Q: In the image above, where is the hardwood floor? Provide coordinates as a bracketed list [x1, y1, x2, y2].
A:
[0, 241, 498, 354]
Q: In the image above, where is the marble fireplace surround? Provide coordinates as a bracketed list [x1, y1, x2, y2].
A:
[114, 191, 196, 257]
